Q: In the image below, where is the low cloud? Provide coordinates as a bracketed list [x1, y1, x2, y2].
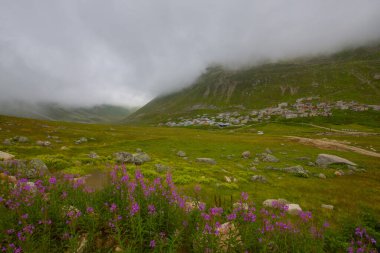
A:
[0, 0, 379, 106]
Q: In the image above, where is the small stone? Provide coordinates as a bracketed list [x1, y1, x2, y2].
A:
[251, 175, 267, 183]
[265, 148, 272, 154]
[318, 173, 326, 179]
[286, 204, 302, 215]
[224, 176, 231, 183]
[334, 170, 344, 176]
[177, 151, 186, 157]
[196, 158, 216, 165]
[321, 204, 334, 210]
[242, 151, 251, 159]
[3, 139, 12, 145]
[88, 152, 98, 159]
[115, 246, 123, 252]
[232, 202, 249, 210]
[0, 151, 15, 161]
[262, 153, 279, 163]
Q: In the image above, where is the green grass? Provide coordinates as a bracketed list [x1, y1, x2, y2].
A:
[1, 114, 380, 251]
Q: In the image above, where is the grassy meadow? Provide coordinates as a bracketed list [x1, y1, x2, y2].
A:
[0, 114, 379, 252]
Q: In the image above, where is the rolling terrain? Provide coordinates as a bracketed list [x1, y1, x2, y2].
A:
[127, 44, 380, 123]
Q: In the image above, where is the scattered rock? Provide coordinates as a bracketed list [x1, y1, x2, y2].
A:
[61, 146, 69, 151]
[233, 202, 249, 210]
[307, 161, 316, 166]
[132, 152, 151, 165]
[224, 176, 231, 183]
[241, 151, 251, 159]
[318, 173, 326, 179]
[3, 139, 12, 145]
[285, 204, 302, 215]
[265, 148, 272, 154]
[75, 137, 88, 144]
[185, 201, 206, 212]
[76, 234, 88, 253]
[114, 152, 134, 163]
[0, 151, 15, 161]
[136, 148, 142, 153]
[334, 170, 344, 176]
[27, 159, 50, 178]
[196, 158, 216, 165]
[373, 73, 380, 80]
[36, 140, 51, 147]
[263, 199, 289, 208]
[316, 154, 357, 168]
[115, 246, 123, 252]
[282, 165, 309, 178]
[177, 151, 186, 157]
[262, 153, 279, 163]
[249, 166, 257, 171]
[13, 136, 29, 143]
[88, 152, 98, 159]
[155, 164, 170, 173]
[321, 204, 334, 210]
[251, 175, 267, 183]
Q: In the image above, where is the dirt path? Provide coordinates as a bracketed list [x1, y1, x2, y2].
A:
[306, 123, 380, 136]
[286, 136, 380, 158]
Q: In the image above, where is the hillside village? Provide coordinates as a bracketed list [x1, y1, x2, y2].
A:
[162, 97, 380, 127]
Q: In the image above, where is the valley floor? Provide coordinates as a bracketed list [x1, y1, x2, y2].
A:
[1, 114, 380, 251]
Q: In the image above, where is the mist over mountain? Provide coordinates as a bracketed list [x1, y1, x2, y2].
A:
[0, 101, 135, 123]
[1, 0, 380, 108]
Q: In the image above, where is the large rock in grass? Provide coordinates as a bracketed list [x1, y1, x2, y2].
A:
[285, 204, 302, 215]
[114, 152, 134, 163]
[263, 199, 289, 208]
[196, 158, 216, 165]
[282, 165, 309, 178]
[13, 136, 29, 143]
[316, 154, 357, 168]
[251, 175, 267, 183]
[132, 152, 151, 165]
[27, 159, 50, 178]
[177, 151, 186, 157]
[241, 151, 251, 159]
[0, 151, 15, 161]
[262, 153, 279, 163]
[114, 152, 151, 165]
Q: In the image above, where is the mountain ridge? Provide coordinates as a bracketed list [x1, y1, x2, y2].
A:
[126, 44, 380, 124]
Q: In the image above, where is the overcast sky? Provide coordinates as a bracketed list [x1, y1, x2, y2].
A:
[0, 0, 379, 107]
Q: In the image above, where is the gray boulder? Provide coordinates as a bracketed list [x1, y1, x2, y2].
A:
[75, 137, 88, 144]
[316, 154, 357, 168]
[251, 175, 267, 183]
[133, 152, 151, 164]
[321, 204, 334, 210]
[13, 136, 29, 143]
[155, 164, 170, 173]
[3, 139, 12, 145]
[36, 140, 51, 147]
[318, 173, 326, 179]
[241, 151, 251, 159]
[0, 151, 15, 161]
[27, 159, 50, 178]
[262, 153, 279, 163]
[196, 158, 216, 165]
[114, 152, 134, 163]
[88, 152, 99, 159]
[177, 151, 186, 157]
[263, 198, 289, 208]
[282, 165, 309, 178]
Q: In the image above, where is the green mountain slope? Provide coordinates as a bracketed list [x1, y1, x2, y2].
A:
[127, 44, 380, 123]
[0, 102, 136, 123]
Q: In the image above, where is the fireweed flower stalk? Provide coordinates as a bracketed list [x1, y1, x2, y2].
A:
[0, 166, 330, 252]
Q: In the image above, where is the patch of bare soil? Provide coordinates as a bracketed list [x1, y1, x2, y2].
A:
[286, 136, 380, 158]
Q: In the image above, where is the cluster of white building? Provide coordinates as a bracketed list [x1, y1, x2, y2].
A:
[161, 97, 379, 127]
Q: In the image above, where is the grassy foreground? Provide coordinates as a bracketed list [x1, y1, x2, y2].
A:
[0, 115, 380, 252]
